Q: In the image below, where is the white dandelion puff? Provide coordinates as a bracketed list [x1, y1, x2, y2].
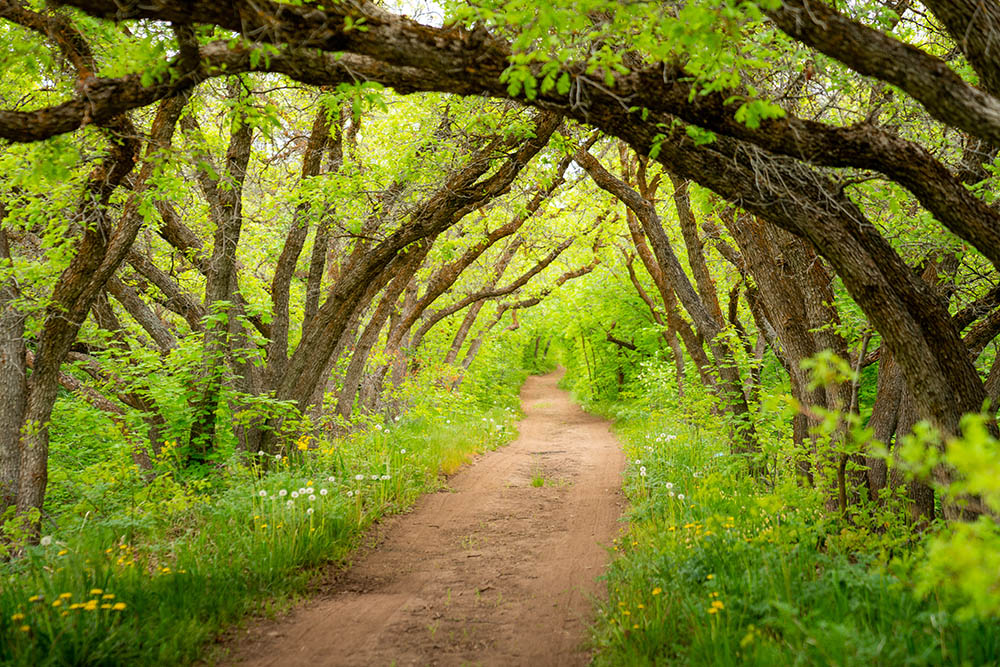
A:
[258, 490, 267, 497]
[320, 488, 328, 496]
[279, 489, 287, 497]
[355, 474, 364, 481]
[309, 495, 317, 502]
[306, 508, 314, 515]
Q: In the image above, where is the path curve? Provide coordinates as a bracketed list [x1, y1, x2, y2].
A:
[224, 369, 625, 666]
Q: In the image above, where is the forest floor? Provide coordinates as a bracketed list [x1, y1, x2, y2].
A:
[220, 369, 626, 666]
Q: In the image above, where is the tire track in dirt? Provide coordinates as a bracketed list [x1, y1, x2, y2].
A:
[223, 369, 625, 666]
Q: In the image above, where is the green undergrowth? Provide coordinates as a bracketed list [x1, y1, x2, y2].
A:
[0, 368, 525, 666]
[591, 411, 1000, 666]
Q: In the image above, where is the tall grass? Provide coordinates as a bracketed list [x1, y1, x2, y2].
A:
[591, 413, 1000, 666]
[1, 396, 520, 666]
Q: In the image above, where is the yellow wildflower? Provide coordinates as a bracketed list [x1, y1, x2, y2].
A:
[11, 613, 24, 622]
[651, 587, 662, 596]
[711, 600, 724, 610]
[102, 594, 115, 600]
[58, 592, 72, 599]
[19, 625, 29, 633]
[706, 574, 715, 580]
[100, 604, 112, 610]
[112, 602, 126, 611]
[89, 589, 102, 595]
[708, 607, 718, 615]
[51, 600, 62, 608]
[58, 550, 68, 556]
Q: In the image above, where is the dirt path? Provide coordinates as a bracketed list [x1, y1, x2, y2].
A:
[224, 369, 625, 666]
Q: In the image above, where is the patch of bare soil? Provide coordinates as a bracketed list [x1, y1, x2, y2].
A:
[221, 369, 626, 666]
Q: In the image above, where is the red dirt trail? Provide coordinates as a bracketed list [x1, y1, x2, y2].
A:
[223, 369, 626, 666]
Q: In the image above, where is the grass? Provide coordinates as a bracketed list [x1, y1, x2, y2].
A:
[590, 411, 1000, 666]
[0, 396, 521, 666]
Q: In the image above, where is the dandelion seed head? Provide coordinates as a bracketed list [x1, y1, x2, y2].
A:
[39, 536, 52, 546]
[258, 490, 267, 497]
[355, 474, 364, 481]
[291, 491, 299, 498]
[306, 508, 314, 515]
[320, 488, 328, 495]
[309, 495, 317, 501]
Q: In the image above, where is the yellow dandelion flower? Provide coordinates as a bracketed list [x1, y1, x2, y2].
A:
[89, 589, 102, 596]
[711, 600, 724, 610]
[632, 624, 639, 629]
[58, 550, 68, 556]
[622, 610, 630, 616]
[112, 602, 126, 611]
[51, 600, 62, 608]
[307, 480, 314, 486]
[19, 625, 30, 633]
[637, 604, 645, 609]
[706, 574, 715, 580]
[100, 604, 112, 610]
[61, 611, 69, 617]
[58, 592, 72, 599]
[651, 587, 662, 596]
[11, 613, 24, 622]
[707, 607, 718, 615]
[102, 594, 115, 600]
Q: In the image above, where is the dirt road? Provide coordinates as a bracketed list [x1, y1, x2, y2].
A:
[224, 369, 625, 666]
